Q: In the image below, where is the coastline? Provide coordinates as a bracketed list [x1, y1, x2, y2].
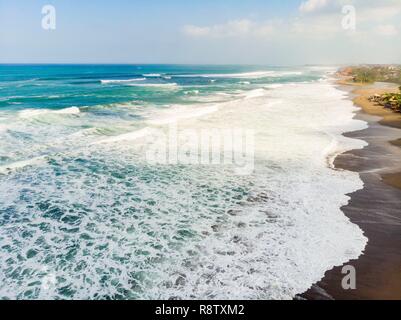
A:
[301, 80, 401, 300]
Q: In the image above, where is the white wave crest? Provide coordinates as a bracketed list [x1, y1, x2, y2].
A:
[173, 71, 303, 79]
[92, 127, 154, 145]
[143, 73, 162, 77]
[0, 156, 46, 175]
[243, 88, 267, 99]
[18, 107, 80, 119]
[127, 83, 179, 89]
[101, 78, 146, 84]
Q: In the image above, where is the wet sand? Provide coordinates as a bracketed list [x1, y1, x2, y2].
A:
[390, 138, 401, 147]
[301, 81, 401, 300]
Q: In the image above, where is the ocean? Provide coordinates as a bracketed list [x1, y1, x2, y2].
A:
[0, 64, 368, 299]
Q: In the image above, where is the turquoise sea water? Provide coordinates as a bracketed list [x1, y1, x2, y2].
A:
[0, 65, 367, 299]
[0, 64, 318, 109]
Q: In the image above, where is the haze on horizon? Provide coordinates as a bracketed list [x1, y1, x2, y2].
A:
[0, 0, 400, 65]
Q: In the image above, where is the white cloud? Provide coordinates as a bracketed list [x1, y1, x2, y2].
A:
[299, 0, 329, 13]
[183, 19, 274, 38]
[182, 25, 211, 37]
[296, 0, 401, 37]
[375, 24, 398, 36]
[299, 0, 401, 21]
[183, 0, 401, 40]
[179, 0, 401, 64]
[357, 3, 401, 22]
[254, 24, 275, 37]
[290, 14, 342, 37]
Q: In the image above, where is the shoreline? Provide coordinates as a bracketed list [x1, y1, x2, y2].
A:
[301, 80, 401, 300]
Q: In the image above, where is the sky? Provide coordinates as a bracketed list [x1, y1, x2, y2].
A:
[0, 0, 400, 65]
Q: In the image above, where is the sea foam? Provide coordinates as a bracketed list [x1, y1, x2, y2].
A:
[0, 76, 368, 300]
[18, 107, 80, 119]
[0, 156, 47, 175]
[92, 127, 154, 144]
[147, 105, 219, 126]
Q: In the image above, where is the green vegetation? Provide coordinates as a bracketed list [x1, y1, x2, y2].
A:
[339, 65, 401, 84]
[353, 67, 378, 83]
[369, 86, 401, 113]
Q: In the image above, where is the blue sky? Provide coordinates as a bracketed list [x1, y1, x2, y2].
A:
[0, 0, 400, 64]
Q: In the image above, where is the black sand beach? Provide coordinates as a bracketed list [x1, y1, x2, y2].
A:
[302, 82, 401, 300]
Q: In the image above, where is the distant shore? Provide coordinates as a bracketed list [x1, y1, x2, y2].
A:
[301, 78, 401, 300]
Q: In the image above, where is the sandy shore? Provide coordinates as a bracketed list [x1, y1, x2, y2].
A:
[301, 80, 401, 300]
